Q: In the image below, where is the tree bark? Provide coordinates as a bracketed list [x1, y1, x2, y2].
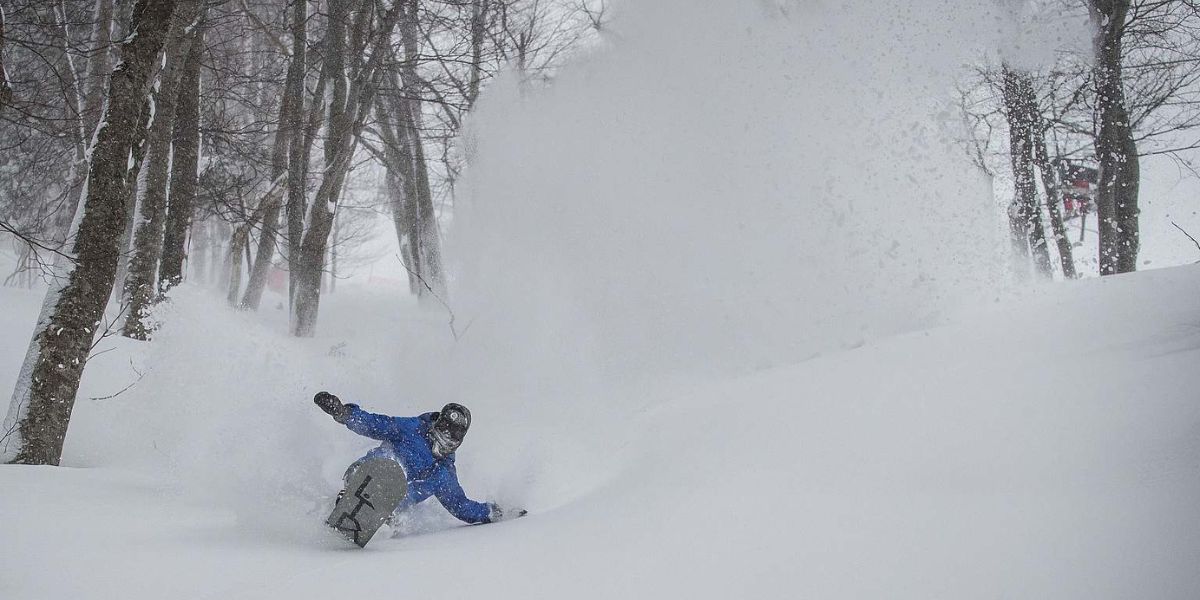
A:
[51, 1, 90, 246]
[376, 110, 419, 294]
[51, 0, 116, 247]
[1001, 67, 1052, 278]
[467, 0, 487, 106]
[0, 4, 12, 108]
[242, 0, 309, 311]
[81, 0, 115, 137]
[374, 14, 445, 302]
[1089, 0, 1140, 275]
[293, 0, 400, 336]
[1029, 113, 1077, 279]
[1007, 202, 1031, 281]
[224, 187, 280, 306]
[160, 24, 204, 290]
[1, 0, 179, 465]
[284, 0, 310, 311]
[330, 215, 339, 294]
[191, 219, 208, 284]
[287, 69, 325, 317]
[399, 0, 445, 298]
[226, 225, 248, 305]
[1005, 67, 1077, 279]
[123, 0, 203, 339]
[112, 97, 153, 306]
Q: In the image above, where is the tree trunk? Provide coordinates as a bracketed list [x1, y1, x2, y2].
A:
[399, 0, 445, 298]
[1007, 202, 1031, 281]
[467, 0, 487, 106]
[330, 216, 339, 294]
[239, 176, 286, 310]
[285, 0, 311, 314]
[160, 24, 203, 291]
[292, 0, 400, 336]
[81, 0, 114, 137]
[50, 2, 91, 247]
[49, 0, 116, 248]
[191, 219, 208, 284]
[384, 164, 419, 294]
[1, 0, 178, 465]
[293, 155, 353, 336]
[123, 0, 203, 339]
[213, 220, 229, 285]
[226, 226, 248, 305]
[113, 96, 153, 306]
[0, 4, 12, 108]
[242, 0, 309, 311]
[373, 88, 418, 293]
[287, 70, 325, 316]
[1001, 67, 1052, 278]
[1089, 0, 1140, 275]
[1029, 117, 1077, 279]
[293, 0, 355, 337]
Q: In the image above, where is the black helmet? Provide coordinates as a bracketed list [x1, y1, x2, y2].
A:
[430, 403, 471, 457]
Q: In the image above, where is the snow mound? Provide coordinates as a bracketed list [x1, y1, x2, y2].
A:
[2, 265, 1199, 598]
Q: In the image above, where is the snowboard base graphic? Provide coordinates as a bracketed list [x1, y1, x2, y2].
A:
[325, 457, 408, 547]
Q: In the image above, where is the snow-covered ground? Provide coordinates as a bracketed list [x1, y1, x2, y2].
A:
[2, 262, 1199, 599]
[5, 2, 1200, 598]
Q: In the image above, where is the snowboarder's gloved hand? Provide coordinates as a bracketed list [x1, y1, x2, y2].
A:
[489, 504, 528, 522]
[314, 391, 351, 424]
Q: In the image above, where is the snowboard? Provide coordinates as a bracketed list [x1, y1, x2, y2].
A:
[325, 457, 409, 547]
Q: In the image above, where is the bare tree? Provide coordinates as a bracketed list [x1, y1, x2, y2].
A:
[2, 0, 179, 465]
[293, 0, 402, 336]
[1002, 66, 1054, 278]
[1027, 84, 1078, 279]
[159, 22, 204, 291]
[0, 4, 11, 108]
[241, 0, 311, 311]
[122, 0, 204, 339]
[1089, 0, 1141, 275]
[284, 0, 313, 310]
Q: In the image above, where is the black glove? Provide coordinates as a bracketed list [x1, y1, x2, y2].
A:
[314, 391, 350, 423]
[490, 504, 528, 522]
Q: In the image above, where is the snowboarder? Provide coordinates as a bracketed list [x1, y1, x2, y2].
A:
[314, 391, 526, 526]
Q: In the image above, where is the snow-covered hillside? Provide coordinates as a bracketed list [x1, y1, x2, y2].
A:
[4, 1, 1200, 598]
[2, 263, 1199, 599]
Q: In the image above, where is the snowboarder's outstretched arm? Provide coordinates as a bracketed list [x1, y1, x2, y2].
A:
[432, 462, 496, 524]
[314, 391, 409, 441]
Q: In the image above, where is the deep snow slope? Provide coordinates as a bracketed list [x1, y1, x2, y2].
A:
[2, 264, 1200, 599]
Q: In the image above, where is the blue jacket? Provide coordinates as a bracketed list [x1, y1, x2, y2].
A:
[342, 405, 494, 524]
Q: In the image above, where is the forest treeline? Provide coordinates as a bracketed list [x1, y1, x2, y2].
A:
[0, 0, 601, 465]
[961, 1, 1200, 278]
[2, 0, 1200, 465]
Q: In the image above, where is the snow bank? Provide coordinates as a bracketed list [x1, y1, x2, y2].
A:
[58, 284, 557, 538]
[13, 3, 1196, 598]
[59, 288, 451, 535]
[5, 264, 1200, 599]
[52, 0, 1101, 545]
